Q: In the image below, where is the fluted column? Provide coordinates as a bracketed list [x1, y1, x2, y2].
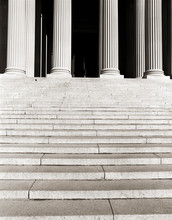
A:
[50, 0, 72, 78]
[136, 0, 145, 78]
[144, 0, 165, 78]
[99, 0, 103, 75]
[26, 0, 36, 77]
[101, 0, 122, 78]
[5, 0, 26, 77]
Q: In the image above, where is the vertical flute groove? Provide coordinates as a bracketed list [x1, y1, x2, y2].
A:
[136, 0, 145, 78]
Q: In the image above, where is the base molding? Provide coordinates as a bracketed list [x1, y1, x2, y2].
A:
[101, 69, 123, 79]
[143, 70, 170, 80]
[49, 68, 72, 78]
[2, 68, 26, 78]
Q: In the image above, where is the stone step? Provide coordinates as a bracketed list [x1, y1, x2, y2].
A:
[99, 144, 172, 154]
[1, 104, 172, 108]
[1, 165, 172, 180]
[0, 180, 34, 199]
[0, 144, 99, 154]
[29, 179, 172, 200]
[3, 129, 172, 137]
[0, 153, 166, 166]
[1, 179, 172, 200]
[0, 154, 43, 165]
[1, 99, 172, 103]
[2, 124, 172, 130]
[0, 166, 104, 180]
[2, 114, 172, 120]
[2, 96, 172, 99]
[1, 135, 172, 144]
[110, 199, 172, 219]
[0, 200, 114, 219]
[41, 153, 164, 166]
[0, 136, 148, 144]
[46, 105, 172, 108]
[104, 165, 172, 180]
[1, 110, 172, 115]
[1, 199, 172, 219]
[0, 107, 172, 112]
[95, 120, 172, 125]
[5, 130, 97, 137]
[0, 143, 172, 154]
[0, 124, 55, 130]
[1, 118, 172, 125]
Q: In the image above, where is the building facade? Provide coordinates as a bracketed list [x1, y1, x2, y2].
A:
[0, 0, 172, 79]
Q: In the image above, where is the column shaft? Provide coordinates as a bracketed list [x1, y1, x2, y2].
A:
[5, 0, 26, 76]
[144, 0, 164, 78]
[50, 0, 72, 78]
[26, 0, 36, 78]
[101, 0, 122, 78]
[136, 0, 145, 78]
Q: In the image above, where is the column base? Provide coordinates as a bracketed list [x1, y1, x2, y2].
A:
[48, 68, 72, 78]
[100, 69, 123, 79]
[143, 70, 170, 80]
[2, 68, 26, 78]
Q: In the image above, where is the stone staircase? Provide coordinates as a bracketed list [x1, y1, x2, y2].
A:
[1, 77, 172, 219]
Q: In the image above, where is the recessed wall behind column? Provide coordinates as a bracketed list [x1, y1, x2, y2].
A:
[35, 0, 41, 77]
[0, 0, 8, 74]
[119, 0, 136, 78]
[35, 0, 53, 77]
[162, 0, 171, 77]
[72, 0, 99, 77]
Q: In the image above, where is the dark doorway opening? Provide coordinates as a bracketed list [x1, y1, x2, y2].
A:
[162, 0, 171, 77]
[119, 0, 136, 78]
[72, 0, 99, 78]
[35, 0, 53, 77]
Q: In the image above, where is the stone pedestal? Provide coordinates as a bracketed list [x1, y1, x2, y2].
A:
[50, 0, 72, 78]
[5, 0, 26, 77]
[100, 0, 122, 79]
[136, 0, 145, 78]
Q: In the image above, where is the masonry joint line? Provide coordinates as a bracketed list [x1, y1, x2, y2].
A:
[101, 165, 106, 180]
[97, 144, 100, 154]
[40, 153, 45, 165]
[28, 180, 36, 200]
[108, 199, 115, 220]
